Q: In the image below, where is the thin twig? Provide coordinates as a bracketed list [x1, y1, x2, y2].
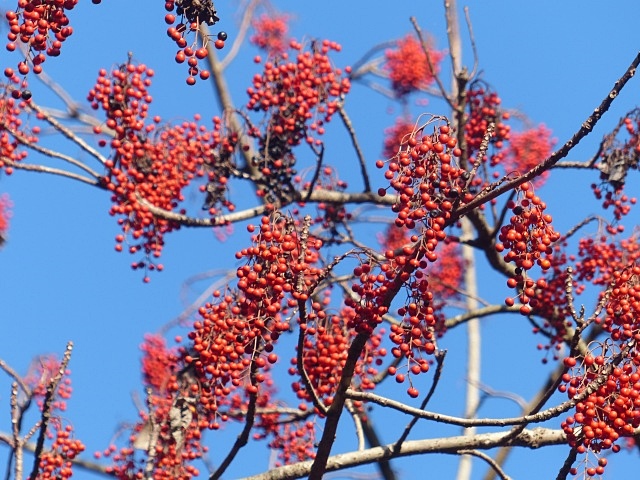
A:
[28, 103, 108, 165]
[1, 157, 102, 186]
[337, 103, 371, 192]
[392, 350, 446, 453]
[210, 381, 259, 479]
[219, 0, 260, 70]
[345, 400, 365, 451]
[410, 17, 456, 111]
[1, 121, 102, 178]
[456, 450, 511, 480]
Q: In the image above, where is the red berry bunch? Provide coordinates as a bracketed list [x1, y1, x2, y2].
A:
[295, 166, 350, 232]
[0, 193, 12, 242]
[592, 183, 637, 222]
[495, 183, 560, 314]
[290, 300, 386, 405]
[164, 0, 225, 85]
[103, 335, 204, 480]
[502, 124, 555, 187]
[0, 76, 39, 174]
[561, 355, 640, 475]
[4, 0, 89, 76]
[37, 424, 86, 480]
[464, 82, 511, 165]
[246, 39, 351, 201]
[591, 110, 640, 221]
[250, 13, 290, 57]
[382, 117, 416, 160]
[376, 123, 465, 230]
[186, 215, 322, 418]
[24, 355, 73, 412]
[89, 62, 236, 277]
[267, 420, 316, 466]
[384, 34, 444, 98]
[345, 260, 391, 335]
[87, 62, 154, 137]
[600, 263, 640, 341]
[574, 235, 640, 287]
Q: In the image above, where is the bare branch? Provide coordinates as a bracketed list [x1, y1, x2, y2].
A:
[456, 450, 511, 480]
[337, 103, 371, 192]
[240, 428, 566, 480]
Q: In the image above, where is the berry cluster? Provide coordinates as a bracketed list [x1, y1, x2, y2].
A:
[464, 83, 511, 166]
[164, 0, 226, 85]
[495, 184, 560, 315]
[4, 0, 91, 76]
[1, 76, 39, 174]
[186, 215, 322, 419]
[23, 356, 84, 479]
[377, 123, 465, 230]
[561, 354, 640, 475]
[37, 424, 86, 480]
[502, 124, 555, 187]
[558, 263, 640, 476]
[290, 300, 386, 405]
[0, 193, 11, 244]
[294, 166, 350, 232]
[102, 335, 204, 480]
[246, 40, 351, 202]
[250, 13, 290, 57]
[89, 62, 236, 278]
[591, 110, 640, 221]
[267, 420, 316, 466]
[384, 34, 444, 98]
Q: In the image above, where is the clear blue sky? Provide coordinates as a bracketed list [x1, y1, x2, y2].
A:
[1, 1, 640, 478]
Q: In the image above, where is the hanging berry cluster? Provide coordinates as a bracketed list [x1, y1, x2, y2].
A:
[495, 183, 560, 315]
[102, 335, 204, 480]
[250, 13, 290, 57]
[4, 0, 95, 76]
[185, 215, 322, 422]
[464, 82, 511, 166]
[246, 39, 351, 202]
[377, 122, 465, 229]
[560, 265, 640, 478]
[0, 76, 39, 174]
[290, 297, 386, 406]
[37, 425, 86, 480]
[591, 110, 640, 222]
[23, 356, 85, 480]
[384, 34, 444, 98]
[164, 0, 226, 85]
[294, 165, 350, 232]
[89, 62, 234, 279]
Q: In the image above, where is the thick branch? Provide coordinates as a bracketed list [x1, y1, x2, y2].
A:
[241, 428, 566, 480]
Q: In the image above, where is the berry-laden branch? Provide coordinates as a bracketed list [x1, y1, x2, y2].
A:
[28, 341, 74, 480]
[240, 428, 567, 480]
[451, 50, 640, 223]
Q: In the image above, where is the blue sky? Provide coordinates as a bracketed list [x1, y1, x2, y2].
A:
[1, 1, 640, 479]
